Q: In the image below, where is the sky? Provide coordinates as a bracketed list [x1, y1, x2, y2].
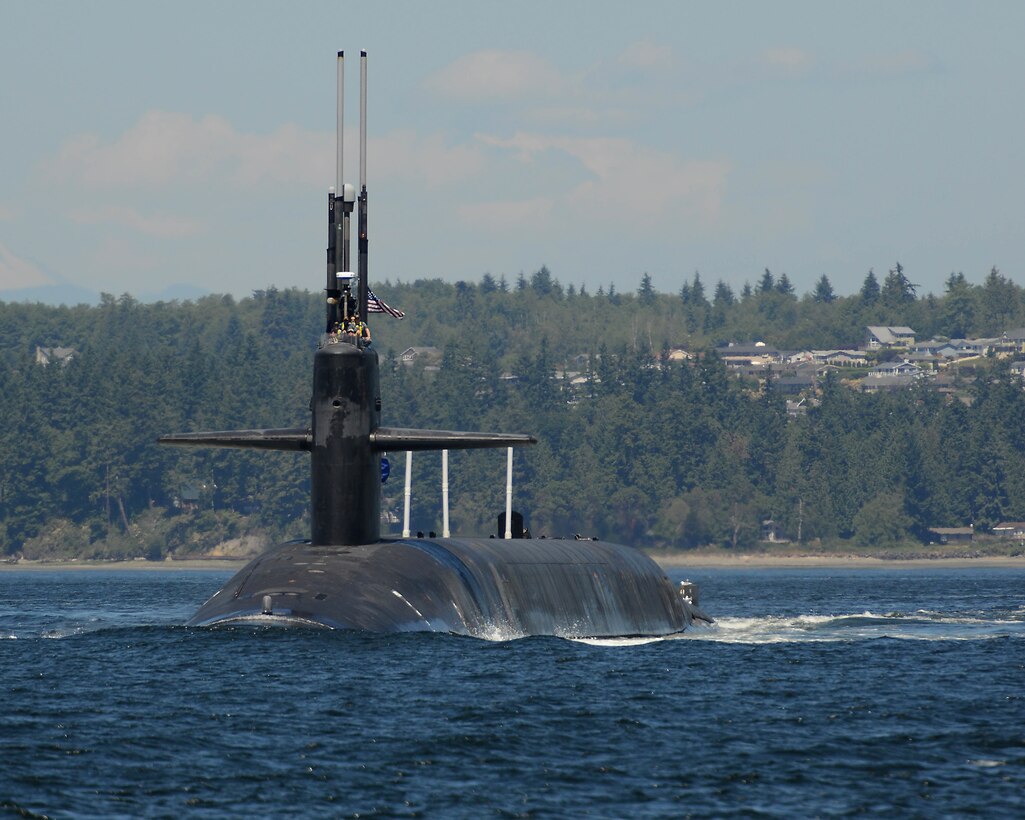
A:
[2, 0, 1025, 302]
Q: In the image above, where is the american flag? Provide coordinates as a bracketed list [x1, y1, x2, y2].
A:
[367, 289, 405, 319]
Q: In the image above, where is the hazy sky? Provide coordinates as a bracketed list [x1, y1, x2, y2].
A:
[3, 1, 1024, 301]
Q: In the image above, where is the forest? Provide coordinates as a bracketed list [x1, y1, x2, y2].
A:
[4, 262, 1025, 559]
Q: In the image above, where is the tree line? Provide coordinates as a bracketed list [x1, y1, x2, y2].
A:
[3, 263, 1025, 558]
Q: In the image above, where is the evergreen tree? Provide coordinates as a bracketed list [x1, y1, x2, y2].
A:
[8, 268, 1025, 556]
[941, 272, 974, 338]
[775, 273, 795, 297]
[981, 266, 1017, 334]
[689, 272, 707, 306]
[860, 269, 880, 304]
[530, 265, 562, 298]
[713, 280, 736, 307]
[637, 273, 656, 306]
[881, 262, 917, 307]
[812, 275, 835, 304]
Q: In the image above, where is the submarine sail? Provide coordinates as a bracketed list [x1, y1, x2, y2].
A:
[159, 51, 710, 637]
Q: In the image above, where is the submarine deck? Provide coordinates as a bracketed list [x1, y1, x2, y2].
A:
[188, 536, 694, 639]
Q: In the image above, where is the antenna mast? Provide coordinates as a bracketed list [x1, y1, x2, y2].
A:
[357, 50, 369, 322]
[326, 52, 356, 332]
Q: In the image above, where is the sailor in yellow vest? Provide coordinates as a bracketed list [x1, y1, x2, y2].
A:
[356, 319, 371, 346]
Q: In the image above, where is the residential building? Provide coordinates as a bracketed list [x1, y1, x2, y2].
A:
[865, 326, 916, 349]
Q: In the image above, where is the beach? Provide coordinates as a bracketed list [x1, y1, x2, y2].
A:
[0, 558, 247, 572]
[650, 550, 1025, 570]
[4, 550, 1025, 571]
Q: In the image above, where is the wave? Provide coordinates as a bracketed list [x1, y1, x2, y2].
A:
[686, 611, 1025, 643]
[5, 609, 1023, 645]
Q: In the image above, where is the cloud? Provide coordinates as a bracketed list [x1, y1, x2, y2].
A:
[761, 47, 814, 73]
[69, 205, 204, 238]
[523, 106, 630, 128]
[0, 242, 53, 289]
[0, 204, 15, 221]
[44, 110, 487, 194]
[458, 196, 555, 229]
[372, 130, 485, 185]
[476, 132, 730, 227]
[45, 110, 331, 189]
[617, 41, 673, 72]
[425, 50, 566, 101]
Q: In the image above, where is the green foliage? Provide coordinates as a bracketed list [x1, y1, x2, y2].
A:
[5, 263, 1025, 557]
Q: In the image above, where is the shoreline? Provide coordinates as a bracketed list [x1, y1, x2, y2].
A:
[3, 551, 1025, 571]
[0, 558, 248, 572]
[649, 551, 1025, 570]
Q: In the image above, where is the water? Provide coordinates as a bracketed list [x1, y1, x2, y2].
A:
[2, 567, 1024, 818]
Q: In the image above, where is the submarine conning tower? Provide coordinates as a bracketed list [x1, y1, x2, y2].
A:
[311, 337, 381, 545]
[157, 50, 536, 547]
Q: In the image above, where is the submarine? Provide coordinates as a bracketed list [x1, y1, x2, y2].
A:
[160, 51, 711, 638]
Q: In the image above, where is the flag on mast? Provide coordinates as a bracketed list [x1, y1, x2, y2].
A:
[367, 289, 405, 319]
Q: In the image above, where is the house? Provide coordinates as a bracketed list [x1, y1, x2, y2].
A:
[35, 346, 76, 367]
[732, 363, 771, 380]
[666, 348, 693, 362]
[930, 371, 968, 396]
[859, 374, 921, 392]
[911, 339, 946, 355]
[949, 338, 995, 357]
[786, 399, 808, 418]
[176, 483, 202, 512]
[716, 342, 781, 367]
[905, 350, 941, 370]
[811, 350, 869, 367]
[399, 346, 442, 366]
[865, 326, 916, 350]
[868, 361, 924, 378]
[998, 329, 1025, 355]
[992, 522, 1025, 540]
[775, 373, 817, 395]
[926, 526, 974, 544]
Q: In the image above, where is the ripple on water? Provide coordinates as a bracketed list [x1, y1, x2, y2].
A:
[3, 568, 1025, 816]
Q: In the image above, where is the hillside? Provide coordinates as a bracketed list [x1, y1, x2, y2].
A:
[4, 265, 1025, 559]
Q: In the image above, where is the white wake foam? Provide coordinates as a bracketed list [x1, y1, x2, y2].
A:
[685, 611, 1025, 644]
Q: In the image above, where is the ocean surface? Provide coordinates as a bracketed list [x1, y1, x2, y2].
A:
[2, 566, 1024, 818]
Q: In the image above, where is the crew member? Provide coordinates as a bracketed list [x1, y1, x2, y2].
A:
[357, 319, 372, 346]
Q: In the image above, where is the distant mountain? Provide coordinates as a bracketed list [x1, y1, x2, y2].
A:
[0, 283, 102, 306]
[0, 282, 211, 306]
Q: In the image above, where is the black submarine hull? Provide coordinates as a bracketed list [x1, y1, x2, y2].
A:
[189, 537, 700, 638]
